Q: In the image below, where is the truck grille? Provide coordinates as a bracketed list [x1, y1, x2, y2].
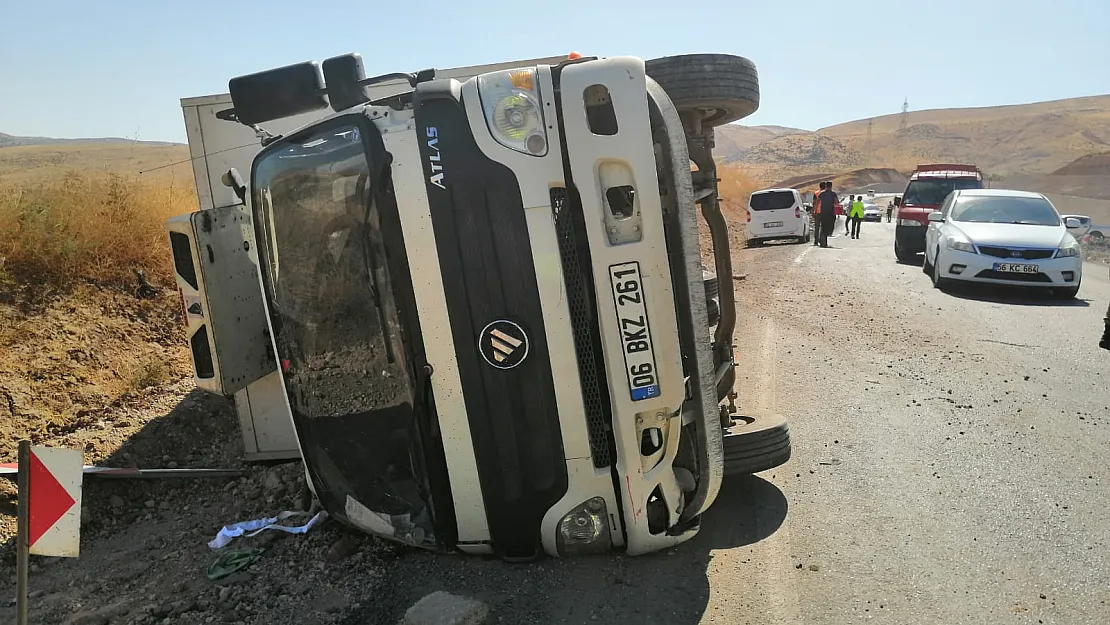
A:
[552, 187, 612, 468]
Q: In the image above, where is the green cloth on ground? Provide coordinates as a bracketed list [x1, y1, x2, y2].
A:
[206, 548, 265, 581]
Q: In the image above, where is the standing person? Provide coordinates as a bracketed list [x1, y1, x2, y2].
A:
[1102, 265, 1110, 350]
[811, 182, 826, 246]
[886, 200, 894, 223]
[844, 195, 855, 235]
[849, 195, 865, 239]
[816, 181, 838, 247]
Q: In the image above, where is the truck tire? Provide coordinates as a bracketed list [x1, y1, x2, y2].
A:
[723, 413, 791, 476]
[702, 270, 720, 300]
[645, 54, 759, 126]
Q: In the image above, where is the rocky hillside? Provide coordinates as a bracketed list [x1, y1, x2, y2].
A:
[713, 94, 1110, 185]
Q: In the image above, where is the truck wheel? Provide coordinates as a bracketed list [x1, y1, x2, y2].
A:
[723, 413, 791, 476]
[702, 270, 720, 300]
[645, 54, 759, 126]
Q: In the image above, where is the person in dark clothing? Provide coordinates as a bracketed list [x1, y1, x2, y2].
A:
[816, 182, 839, 247]
[811, 181, 826, 246]
[1101, 267, 1110, 350]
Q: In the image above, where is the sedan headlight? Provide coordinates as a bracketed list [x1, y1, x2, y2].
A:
[1056, 245, 1080, 258]
[476, 68, 548, 156]
[946, 238, 976, 253]
[898, 219, 924, 227]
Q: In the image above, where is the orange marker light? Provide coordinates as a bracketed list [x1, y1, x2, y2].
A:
[568, 51, 582, 60]
[508, 70, 534, 91]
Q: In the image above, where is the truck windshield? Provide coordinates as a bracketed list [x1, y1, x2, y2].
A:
[250, 121, 437, 549]
[903, 178, 983, 206]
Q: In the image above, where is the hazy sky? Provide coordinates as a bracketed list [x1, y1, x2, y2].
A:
[2, 0, 1108, 143]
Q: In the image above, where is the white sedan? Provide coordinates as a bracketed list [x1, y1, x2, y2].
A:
[923, 189, 1084, 299]
[863, 202, 882, 222]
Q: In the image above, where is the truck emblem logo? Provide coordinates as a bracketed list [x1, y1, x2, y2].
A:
[426, 127, 445, 190]
[478, 320, 529, 370]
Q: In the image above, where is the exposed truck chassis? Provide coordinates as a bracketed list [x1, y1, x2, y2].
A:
[167, 52, 790, 559]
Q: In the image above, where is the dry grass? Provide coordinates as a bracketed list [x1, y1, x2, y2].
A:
[122, 358, 173, 393]
[717, 163, 760, 212]
[0, 143, 191, 186]
[0, 164, 194, 449]
[0, 172, 197, 288]
[696, 163, 759, 260]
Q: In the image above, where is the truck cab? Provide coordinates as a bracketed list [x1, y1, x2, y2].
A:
[894, 164, 984, 262]
[167, 52, 791, 560]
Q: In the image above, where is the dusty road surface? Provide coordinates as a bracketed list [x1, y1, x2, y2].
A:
[4, 219, 1110, 625]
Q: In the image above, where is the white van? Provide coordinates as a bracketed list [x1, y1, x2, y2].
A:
[746, 188, 809, 244]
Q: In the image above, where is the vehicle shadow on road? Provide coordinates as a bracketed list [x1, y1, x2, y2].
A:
[895, 255, 925, 267]
[943, 284, 1090, 307]
[343, 475, 788, 625]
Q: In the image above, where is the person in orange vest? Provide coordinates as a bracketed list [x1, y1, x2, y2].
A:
[811, 182, 826, 246]
[815, 181, 839, 247]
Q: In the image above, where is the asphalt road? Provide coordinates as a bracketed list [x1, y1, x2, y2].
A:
[350, 219, 1110, 625]
[714, 219, 1110, 624]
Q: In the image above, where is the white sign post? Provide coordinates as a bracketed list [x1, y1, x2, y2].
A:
[15, 441, 83, 625]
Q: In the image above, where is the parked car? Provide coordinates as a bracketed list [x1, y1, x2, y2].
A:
[862, 202, 882, 222]
[747, 188, 810, 244]
[923, 189, 1083, 299]
[895, 164, 985, 262]
[1060, 214, 1092, 239]
[1087, 225, 1110, 241]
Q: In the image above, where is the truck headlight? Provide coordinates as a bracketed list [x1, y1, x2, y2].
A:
[898, 219, 924, 227]
[477, 68, 548, 156]
[555, 497, 611, 556]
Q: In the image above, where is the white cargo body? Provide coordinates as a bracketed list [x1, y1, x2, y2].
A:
[176, 56, 567, 461]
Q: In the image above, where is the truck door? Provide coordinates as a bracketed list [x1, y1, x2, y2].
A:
[166, 204, 276, 396]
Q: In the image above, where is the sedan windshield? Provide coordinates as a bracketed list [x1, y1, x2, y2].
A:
[950, 195, 1061, 226]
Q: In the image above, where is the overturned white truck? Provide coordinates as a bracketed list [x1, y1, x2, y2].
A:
[167, 52, 790, 560]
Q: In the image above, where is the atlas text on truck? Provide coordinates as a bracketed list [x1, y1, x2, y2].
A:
[166, 51, 791, 560]
[893, 163, 985, 263]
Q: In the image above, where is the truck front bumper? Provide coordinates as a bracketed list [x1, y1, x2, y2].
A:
[557, 57, 725, 556]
